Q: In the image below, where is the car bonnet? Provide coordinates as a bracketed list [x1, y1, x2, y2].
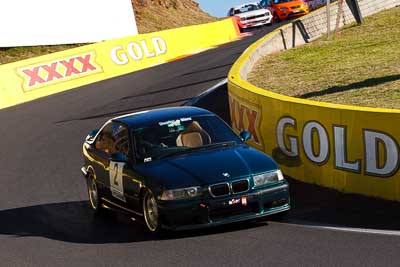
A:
[135, 144, 279, 189]
[235, 9, 269, 18]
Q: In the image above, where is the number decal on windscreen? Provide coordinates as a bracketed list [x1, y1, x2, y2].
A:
[109, 161, 126, 202]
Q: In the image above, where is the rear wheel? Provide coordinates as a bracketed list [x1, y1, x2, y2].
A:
[143, 190, 161, 232]
[87, 175, 103, 214]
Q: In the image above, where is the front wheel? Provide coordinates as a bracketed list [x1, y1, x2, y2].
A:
[273, 13, 280, 23]
[142, 190, 161, 232]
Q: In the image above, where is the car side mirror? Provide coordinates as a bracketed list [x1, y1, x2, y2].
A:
[85, 129, 99, 142]
[240, 130, 251, 142]
[110, 152, 127, 162]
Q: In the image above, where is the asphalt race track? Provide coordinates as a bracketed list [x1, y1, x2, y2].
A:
[1, 23, 400, 267]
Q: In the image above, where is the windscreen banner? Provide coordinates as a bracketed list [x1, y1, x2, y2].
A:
[0, 0, 138, 47]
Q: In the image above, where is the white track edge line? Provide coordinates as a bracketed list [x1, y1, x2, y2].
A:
[273, 220, 400, 236]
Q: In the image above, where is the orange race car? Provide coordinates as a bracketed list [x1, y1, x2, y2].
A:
[260, 0, 310, 21]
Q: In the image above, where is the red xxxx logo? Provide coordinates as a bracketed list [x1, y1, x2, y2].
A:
[229, 95, 262, 146]
[18, 52, 101, 91]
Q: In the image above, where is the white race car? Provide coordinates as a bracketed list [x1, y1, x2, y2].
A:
[228, 2, 273, 30]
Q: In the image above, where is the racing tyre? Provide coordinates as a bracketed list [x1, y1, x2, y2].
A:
[87, 175, 103, 215]
[143, 190, 162, 233]
[273, 13, 280, 23]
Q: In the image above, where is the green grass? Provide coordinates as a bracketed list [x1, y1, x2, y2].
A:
[248, 7, 400, 109]
[0, 44, 84, 65]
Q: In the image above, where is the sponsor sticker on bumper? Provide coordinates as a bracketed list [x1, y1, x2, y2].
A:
[228, 196, 248, 206]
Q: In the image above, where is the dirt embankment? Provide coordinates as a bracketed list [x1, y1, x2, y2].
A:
[132, 0, 216, 33]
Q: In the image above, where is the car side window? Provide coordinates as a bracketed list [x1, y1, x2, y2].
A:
[95, 122, 130, 157]
[95, 123, 114, 155]
[112, 124, 130, 157]
[260, 0, 270, 7]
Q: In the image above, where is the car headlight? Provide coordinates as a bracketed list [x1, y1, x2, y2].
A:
[279, 7, 288, 11]
[240, 17, 246, 21]
[253, 170, 285, 187]
[265, 12, 270, 16]
[160, 186, 202, 200]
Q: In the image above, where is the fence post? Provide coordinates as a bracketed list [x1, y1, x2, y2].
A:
[346, 0, 363, 24]
[326, 0, 331, 39]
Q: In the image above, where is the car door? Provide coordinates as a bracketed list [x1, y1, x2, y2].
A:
[91, 122, 114, 199]
[105, 122, 142, 213]
[120, 128, 143, 213]
[90, 122, 146, 215]
[91, 122, 129, 201]
[107, 123, 129, 205]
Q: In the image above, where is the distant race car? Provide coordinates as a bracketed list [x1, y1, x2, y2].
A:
[260, 0, 310, 21]
[228, 2, 273, 31]
[81, 107, 290, 232]
[302, 0, 327, 11]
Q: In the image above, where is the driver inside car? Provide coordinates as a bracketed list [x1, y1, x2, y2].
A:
[176, 121, 211, 147]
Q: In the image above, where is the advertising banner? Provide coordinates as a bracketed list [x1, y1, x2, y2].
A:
[0, 18, 241, 109]
[227, 0, 400, 201]
[228, 81, 400, 201]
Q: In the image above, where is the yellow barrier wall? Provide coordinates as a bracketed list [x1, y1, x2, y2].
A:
[229, 80, 400, 201]
[0, 18, 240, 109]
[228, 2, 400, 201]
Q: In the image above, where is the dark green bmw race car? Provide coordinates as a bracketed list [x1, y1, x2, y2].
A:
[81, 107, 290, 232]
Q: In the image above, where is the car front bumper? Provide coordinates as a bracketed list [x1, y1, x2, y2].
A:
[240, 16, 273, 28]
[158, 182, 290, 231]
[278, 8, 309, 19]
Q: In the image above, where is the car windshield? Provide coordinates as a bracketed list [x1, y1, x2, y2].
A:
[274, 0, 296, 3]
[132, 115, 242, 162]
[234, 4, 262, 14]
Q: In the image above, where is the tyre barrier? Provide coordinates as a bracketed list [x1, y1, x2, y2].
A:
[0, 18, 241, 110]
[228, 0, 400, 201]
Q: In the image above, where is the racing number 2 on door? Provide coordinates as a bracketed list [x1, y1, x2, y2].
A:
[112, 164, 119, 186]
[109, 161, 126, 202]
